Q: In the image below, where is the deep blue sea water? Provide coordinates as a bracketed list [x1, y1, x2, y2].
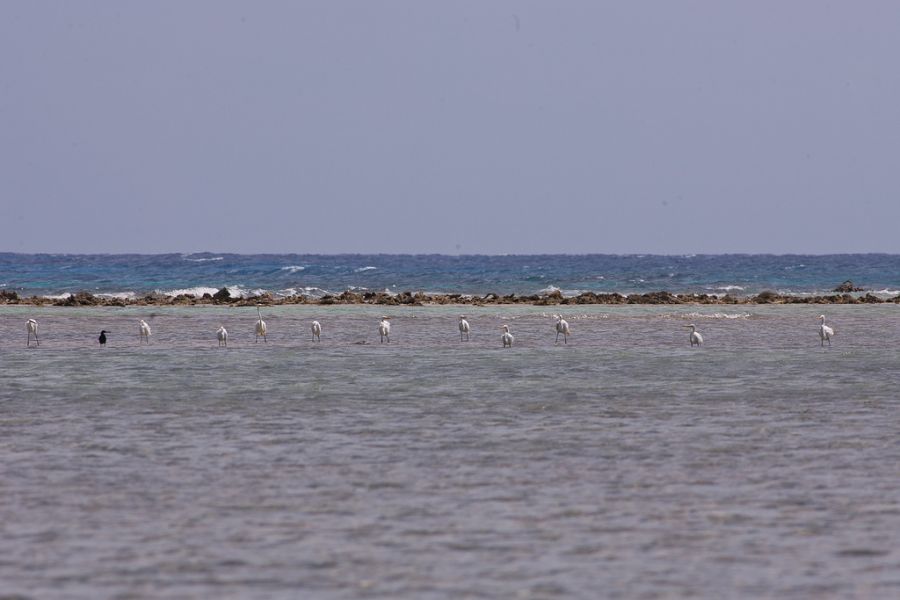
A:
[2, 253, 900, 299]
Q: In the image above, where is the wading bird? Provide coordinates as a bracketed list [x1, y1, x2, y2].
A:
[26, 319, 39, 346]
[139, 319, 151, 344]
[819, 315, 834, 347]
[99, 330, 108, 346]
[684, 324, 702, 347]
[458, 316, 470, 341]
[501, 324, 514, 348]
[311, 320, 322, 342]
[255, 306, 267, 343]
[379, 316, 391, 343]
[555, 315, 570, 344]
[217, 326, 228, 347]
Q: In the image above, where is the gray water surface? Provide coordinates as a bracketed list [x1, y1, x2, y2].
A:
[1, 305, 899, 598]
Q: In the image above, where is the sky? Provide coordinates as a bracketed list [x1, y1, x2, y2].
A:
[1, 1, 899, 255]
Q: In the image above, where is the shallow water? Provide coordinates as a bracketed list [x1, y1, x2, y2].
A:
[2, 304, 899, 598]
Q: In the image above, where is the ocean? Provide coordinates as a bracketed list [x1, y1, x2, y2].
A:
[1, 255, 900, 598]
[2, 253, 900, 299]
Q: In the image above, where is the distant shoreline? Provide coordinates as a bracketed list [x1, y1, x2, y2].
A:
[2, 289, 898, 307]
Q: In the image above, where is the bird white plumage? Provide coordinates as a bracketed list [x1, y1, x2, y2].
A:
[379, 316, 391, 343]
[684, 324, 703, 347]
[26, 318, 39, 346]
[555, 315, 570, 344]
[139, 319, 151, 344]
[819, 315, 834, 347]
[7, 312, 854, 351]
[255, 306, 267, 343]
[458, 316, 470, 341]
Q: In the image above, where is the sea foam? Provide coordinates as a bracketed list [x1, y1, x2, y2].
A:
[536, 285, 583, 297]
[182, 256, 224, 263]
[160, 286, 245, 298]
[96, 292, 138, 301]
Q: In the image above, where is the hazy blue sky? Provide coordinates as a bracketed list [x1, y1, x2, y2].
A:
[2, 2, 899, 254]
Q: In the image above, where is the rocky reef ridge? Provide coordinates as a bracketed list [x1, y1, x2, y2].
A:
[1, 285, 898, 307]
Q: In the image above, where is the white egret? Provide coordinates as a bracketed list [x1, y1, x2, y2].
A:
[819, 315, 834, 347]
[684, 324, 702, 347]
[217, 326, 228, 347]
[555, 315, 570, 344]
[311, 320, 322, 342]
[379, 316, 391, 343]
[139, 319, 151, 344]
[458, 315, 470, 341]
[501, 324, 514, 347]
[26, 319, 39, 346]
[99, 330, 108, 346]
[255, 306, 267, 343]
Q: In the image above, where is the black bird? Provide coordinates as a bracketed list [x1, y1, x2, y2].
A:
[99, 330, 108, 346]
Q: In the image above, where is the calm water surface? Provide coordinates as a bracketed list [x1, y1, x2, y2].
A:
[1, 304, 899, 598]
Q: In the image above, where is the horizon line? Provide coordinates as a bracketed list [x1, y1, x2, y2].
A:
[3, 251, 900, 258]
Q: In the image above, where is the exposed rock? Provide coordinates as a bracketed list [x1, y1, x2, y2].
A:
[368, 293, 398, 305]
[534, 290, 563, 305]
[859, 293, 883, 304]
[397, 291, 416, 305]
[627, 291, 679, 304]
[754, 290, 780, 303]
[834, 280, 864, 293]
[248, 292, 275, 305]
[338, 290, 363, 304]
[5, 286, 899, 307]
[563, 291, 596, 304]
[141, 292, 169, 305]
[55, 291, 100, 306]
